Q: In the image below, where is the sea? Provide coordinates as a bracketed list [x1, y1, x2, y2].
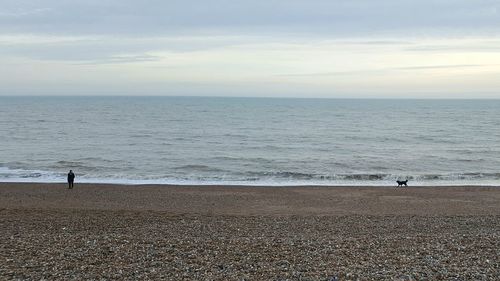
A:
[1, 96, 500, 186]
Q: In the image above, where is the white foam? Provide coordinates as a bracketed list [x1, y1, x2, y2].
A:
[1, 166, 499, 186]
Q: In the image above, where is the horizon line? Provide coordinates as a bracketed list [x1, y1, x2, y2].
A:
[1, 95, 500, 100]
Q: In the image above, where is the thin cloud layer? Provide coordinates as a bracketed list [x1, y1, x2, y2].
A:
[1, 0, 499, 36]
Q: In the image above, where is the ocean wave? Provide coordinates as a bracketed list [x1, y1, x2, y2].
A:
[172, 164, 227, 173]
[241, 171, 500, 183]
[51, 160, 126, 172]
[129, 134, 153, 138]
[0, 167, 64, 182]
[252, 171, 316, 179]
[76, 157, 120, 163]
[1, 166, 500, 186]
[55, 160, 85, 166]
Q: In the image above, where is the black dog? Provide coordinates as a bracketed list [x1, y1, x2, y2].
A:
[396, 180, 408, 187]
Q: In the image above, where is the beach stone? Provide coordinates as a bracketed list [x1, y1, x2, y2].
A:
[1, 186, 500, 280]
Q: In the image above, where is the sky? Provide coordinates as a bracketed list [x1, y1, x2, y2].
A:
[1, 0, 500, 98]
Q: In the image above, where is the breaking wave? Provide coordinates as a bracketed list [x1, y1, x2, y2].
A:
[1, 166, 499, 186]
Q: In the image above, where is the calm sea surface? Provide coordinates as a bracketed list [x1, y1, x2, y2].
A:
[1, 97, 500, 186]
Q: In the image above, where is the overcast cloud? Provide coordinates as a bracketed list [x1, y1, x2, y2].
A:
[1, 0, 500, 97]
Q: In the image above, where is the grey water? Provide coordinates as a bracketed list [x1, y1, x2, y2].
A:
[1, 96, 500, 186]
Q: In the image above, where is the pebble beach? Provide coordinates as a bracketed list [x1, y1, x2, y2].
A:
[1, 183, 499, 280]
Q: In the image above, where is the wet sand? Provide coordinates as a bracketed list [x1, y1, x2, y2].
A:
[1, 183, 499, 280]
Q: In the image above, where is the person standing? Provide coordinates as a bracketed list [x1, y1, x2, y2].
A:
[67, 170, 75, 189]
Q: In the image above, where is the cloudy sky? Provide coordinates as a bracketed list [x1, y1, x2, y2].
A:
[1, 0, 500, 98]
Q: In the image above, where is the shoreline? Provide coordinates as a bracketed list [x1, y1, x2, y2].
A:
[3, 181, 500, 188]
[2, 180, 500, 187]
